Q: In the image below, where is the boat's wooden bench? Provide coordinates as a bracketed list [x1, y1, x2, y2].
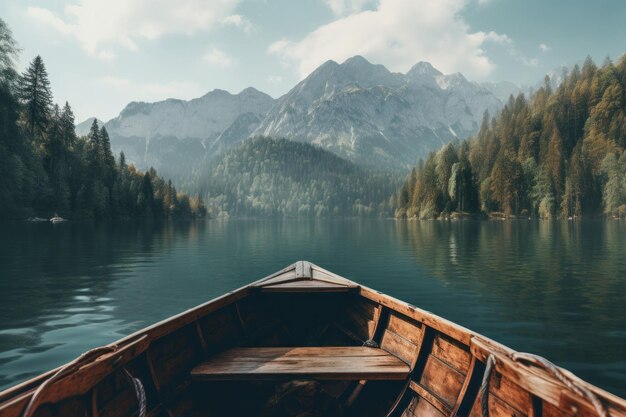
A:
[191, 347, 410, 381]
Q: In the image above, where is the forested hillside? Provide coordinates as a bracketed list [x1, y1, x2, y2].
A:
[0, 19, 205, 220]
[396, 55, 626, 219]
[193, 137, 400, 217]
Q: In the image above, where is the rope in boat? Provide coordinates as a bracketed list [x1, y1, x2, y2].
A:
[363, 339, 379, 348]
[480, 354, 496, 417]
[122, 368, 147, 417]
[511, 352, 608, 417]
[20, 345, 146, 417]
[479, 351, 608, 417]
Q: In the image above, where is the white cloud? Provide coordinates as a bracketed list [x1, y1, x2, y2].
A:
[26, 7, 73, 35]
[98, 76, 198, 99]
[223, 14, 254, 33]
[27, 0, 243, 59]
[269, 0, 512, 80]
[539, 43, 551, 53]
[323, 0, 374, 16]
[204, 47, 236, 68]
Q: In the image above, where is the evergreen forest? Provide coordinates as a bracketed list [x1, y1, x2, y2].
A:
[0, 19, 205, 220]
[396, 56, 626, 219]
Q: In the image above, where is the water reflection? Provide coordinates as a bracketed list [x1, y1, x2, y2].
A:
[0, 219, 624, 397]
[396, 220, 626, 394]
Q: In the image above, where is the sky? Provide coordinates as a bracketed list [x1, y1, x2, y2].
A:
[1, 0, 625, 122]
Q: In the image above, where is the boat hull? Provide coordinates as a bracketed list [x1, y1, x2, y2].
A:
[1, 261, 624, 417]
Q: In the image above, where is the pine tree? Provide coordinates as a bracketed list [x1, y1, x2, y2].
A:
[60, 102, 77, 148]
[18, 55, 52, 138]
[119, 151, 127, 170]
[43, 104, 72, 211]
[544, 128, 565, 203]
[601, 151, 626, 217]
[0, 18, 18, 87]
[0, 19, 205, 219]
[88, 118, 100, 144]
[99, 126, 116, 186]
[397, 53, 626, 219]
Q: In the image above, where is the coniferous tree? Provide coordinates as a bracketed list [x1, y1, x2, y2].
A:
[100, 127, 115, 167]
[0, 19, 204, 219]
[0, 18, 18, 87]
[60, 102, 77, 148]
[397, 54, 626, 219]
[99, 126, 116, 187]
[87, 118, 102, 177]
[0, 19, 37, 216]
[18, 55, 52, 138]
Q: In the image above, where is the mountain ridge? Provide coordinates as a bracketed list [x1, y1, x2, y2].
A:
[79, 56, 521, 179]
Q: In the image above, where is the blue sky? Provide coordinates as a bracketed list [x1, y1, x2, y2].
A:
[1, 0, 625, 122]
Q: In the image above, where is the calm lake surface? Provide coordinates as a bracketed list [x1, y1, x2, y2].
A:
[0, 219, 625, 396]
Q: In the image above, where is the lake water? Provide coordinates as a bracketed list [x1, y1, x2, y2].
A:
[0, 219, 625, 396]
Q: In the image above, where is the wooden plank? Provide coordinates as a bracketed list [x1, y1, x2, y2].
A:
[491, 375, 533, 415]
[194, 321, 208, 353]
[450, 356, 481, 417]
[295, 261, 312, 278]
[404, 395, 447, 417]
[145, 349, 161, 392]
[253, 261, 357, 289]
[0, 336, 149, 417]
[470, 337, 626, 417]
[387, 312, 423, 345]
[204, 346, 394, 358]
[431, 334, 471, 375]
[310, 265, 360, 287]
[359, 286, 474, 345]
[409, 380, 452, 415]
[419, 355, 465, 408]
[98, 385, 137, 417]
[259, 280, 355, 292]
[198, 306, 243, 349]
[380, 329, 420, 365]
[252, 263, 298, 286]
[368, 305, 384, 340]
[470, 389, 528, 417]
[191, 347, 410, 381]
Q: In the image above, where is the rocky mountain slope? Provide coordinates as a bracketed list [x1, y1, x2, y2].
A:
[102, 88, 274, 179]
[85, 56, 518, 179]
[254, 56, 503, 166]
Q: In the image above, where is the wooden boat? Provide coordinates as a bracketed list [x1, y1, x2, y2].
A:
[1, 261, 624, 417]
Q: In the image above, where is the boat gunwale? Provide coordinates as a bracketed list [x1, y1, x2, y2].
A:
[0, 262, 303, 403]
[1, 261, 625, 417]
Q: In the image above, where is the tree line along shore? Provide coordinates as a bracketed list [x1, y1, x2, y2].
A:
[0, 19, 206, 221]
[396, 56, 626, 220]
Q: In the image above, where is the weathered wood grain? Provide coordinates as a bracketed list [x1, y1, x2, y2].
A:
[191, 347, 410, 381]
[1, 261, 625, 417]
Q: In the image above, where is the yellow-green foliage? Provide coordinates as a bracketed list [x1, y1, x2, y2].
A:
[397, 55, 626, 219]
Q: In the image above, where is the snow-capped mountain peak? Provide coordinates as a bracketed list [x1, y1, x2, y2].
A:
[95, 56, 519, 179]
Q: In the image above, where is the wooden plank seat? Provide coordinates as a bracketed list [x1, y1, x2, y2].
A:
[191, 347, 410, 381]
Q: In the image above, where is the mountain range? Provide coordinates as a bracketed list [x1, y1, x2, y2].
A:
[78, 56, 520, 178]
